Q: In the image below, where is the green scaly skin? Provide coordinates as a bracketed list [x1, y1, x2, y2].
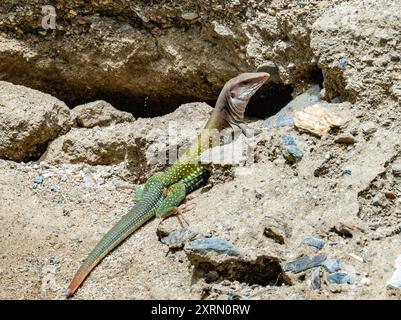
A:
[66, 72, 269, 297]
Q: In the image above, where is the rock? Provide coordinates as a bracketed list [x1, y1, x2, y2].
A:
[341, 169, 352, 176]
[327, 272, 353, 284]
[302, 237, 325, 250]
[184, 238, 241, 256]
[387, 255, 401, 290]
[361, 122, 377, 136]
[40, 125, 130, 166]
[281, 134, 304, 163]
[72, 100, 134, 128]
[335, 134, 357, 144]
[40, 102, 212, 181]
[263, 217, 288, 245]
[384, 191, 396, 200]
[0, 81, 72, 161]
[264, 85, 321, 129]
[256, 61, 280, 84]
[311, 0, 401, 104]
[160, 228, 197, 249]
[331, 222, 355, 238]
[392, 165, 401, 177]
[181, 12, 198, 21]
[322, 259, 341, 273]
[348, 253, 364, 263]
[371, 193, 385, 207]
[213, 22, 235, 37]
[389, 52, 401, 62]
[309, 268, 322, 290]
[338, 57, 348, 70]
[283, 253, 327, 273]
[32, 174, 44, 189]
[33, 175, 44, 184]
[294, 104, 346, 137]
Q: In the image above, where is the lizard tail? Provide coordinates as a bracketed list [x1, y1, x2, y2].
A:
[66, 187, 163, 298]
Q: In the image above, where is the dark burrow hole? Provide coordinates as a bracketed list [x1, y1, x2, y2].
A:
[66, 83, 294, 120]
[192, 256, 292, 287]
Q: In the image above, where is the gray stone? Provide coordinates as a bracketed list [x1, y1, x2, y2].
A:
[33, 175, 44, 184]
[184, 238, 241, 256]
[361, 122, 377, 135]
[371, 193, 385, 207]
[310, 267, 322, 290]
[161, 228, 197, 249]
[283, 253, 327, 273]
[338, 57, 348, 69]
[392, 164, 401, 177]
[389, 52, 401, 62]
[322, 259, 341, 273]
[302, 237, 325, 250]
[281, 134, 304, 163]
[327, 272, 353, 284]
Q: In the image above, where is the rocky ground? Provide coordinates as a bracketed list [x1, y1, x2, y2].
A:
[0, 0, 400, 300]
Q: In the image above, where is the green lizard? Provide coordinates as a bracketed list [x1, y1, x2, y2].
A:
[66, 72, 269, 297]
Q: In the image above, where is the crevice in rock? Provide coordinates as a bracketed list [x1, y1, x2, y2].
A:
[245, 83, 294, 119]
[66, 83, 294, 120]
[191, 256, 292, 287]
[66, 92, 214, 119]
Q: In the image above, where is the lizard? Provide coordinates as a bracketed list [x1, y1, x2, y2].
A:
[66, 71, 270, 298]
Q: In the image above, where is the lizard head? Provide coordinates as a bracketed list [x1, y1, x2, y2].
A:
[217, 72, 270, 126]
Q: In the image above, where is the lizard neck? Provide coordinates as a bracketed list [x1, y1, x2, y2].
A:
[180, 95, 229, 162]
[161, 96, 229, 186]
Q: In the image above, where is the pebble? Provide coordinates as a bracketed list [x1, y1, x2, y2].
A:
[184, 238, 241, 256]
[341, 169, 352, 176]
[213, 22, 234, 37]
[361, 122, 377, 135]
[34, 174, 43, 184]
[327, 272, 353, 284]
[32, 174, 44, 189]
[387, 255, 401, 289]
[50, 185, 60, 192]
[389, 52, 401, 62]
[392, 165, 401, 177]
[181, 12, 198, 21]
[309, 268, 322, 290]
[161, 228, 197, 249]
[384, 191, 396, 199]
[371, 193, 385, 207]
[348, 253, 364, 263]
[283, 253, 327, 273]
[322, 259, 341, 273]
[338, 57, 348, 69]
[302, 237, 325, 250]
[281, 134, 304, 163]
[335, 134, 357, 144]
